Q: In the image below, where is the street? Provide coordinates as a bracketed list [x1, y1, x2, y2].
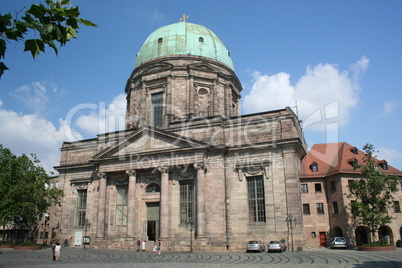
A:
[1, 246, 402, 267]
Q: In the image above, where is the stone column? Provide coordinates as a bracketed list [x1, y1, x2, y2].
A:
[126, 169, 137, 237]
[189, 75, 195, 116]
[158, 166, 170, 240]
[194, 162, 206, 239]
[96, 172, 107, 238]
[212, 79, 218, 116]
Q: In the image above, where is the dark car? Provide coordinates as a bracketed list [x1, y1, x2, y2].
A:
[330, 237, 347, 249]
[267, 240, 286, 253]
[246, 240, 266, 253]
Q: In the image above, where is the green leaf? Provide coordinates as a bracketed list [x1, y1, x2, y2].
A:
[45, 23, 54, 34]
[15, 20, 28, 34]
[66, 17, 79, 28]
[0, 62, 9, 78]
[0, 39, 6, 59]
[5, 28, 24, 40]
[47, 39, 59, 55]
[0, 13, 12, 33]
[78, 18, 97, 27]
[67, 27, 77, 39]
[26, 4, 45, 18]
[61, 0, 71, 5]
[65, 6, 80, 18]
[24, 39, 45, 58]
[55, 24, 66, 44]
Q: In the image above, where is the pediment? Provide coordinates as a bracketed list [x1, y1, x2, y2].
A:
[141, 62, 173, 74]
[190, 63, 220, 73]
[93, 127, 206, 160]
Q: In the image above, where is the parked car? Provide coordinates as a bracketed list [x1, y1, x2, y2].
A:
[330, 237, 347, 249]
[267, 240, 286, 253]
[246, 240, 266, 253]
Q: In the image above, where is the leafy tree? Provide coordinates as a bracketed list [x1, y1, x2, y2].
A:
[0, 0, 96, 78]
[0, 145, 63, 236]
[347, 143, 402, 242]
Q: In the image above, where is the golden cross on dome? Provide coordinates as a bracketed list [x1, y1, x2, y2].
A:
[180, 14, 189, 22]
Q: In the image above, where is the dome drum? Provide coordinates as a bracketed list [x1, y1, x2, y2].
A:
[125, 57, 241, 129]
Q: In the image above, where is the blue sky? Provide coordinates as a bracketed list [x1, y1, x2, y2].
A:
[1, 0, 402, 172]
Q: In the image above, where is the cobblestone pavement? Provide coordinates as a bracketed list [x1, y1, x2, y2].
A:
[1, 247, 402, 268]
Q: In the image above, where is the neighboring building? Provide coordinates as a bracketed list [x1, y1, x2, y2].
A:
[300, 142, 402, 249]
[54, 19, 307, 251]
[0, 176, 62, 245]
[35, 176, 63, 245]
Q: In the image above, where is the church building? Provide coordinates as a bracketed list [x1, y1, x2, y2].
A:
[55, 18, 307, 251]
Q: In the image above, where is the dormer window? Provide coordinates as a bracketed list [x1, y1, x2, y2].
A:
[199, 37, 204, 43]
[310, 162, 318, 172]
[158, 38, 163, 44]
[351, 147, 358, 155]
[379, 161, 388, 170]
[348, 158, 358, 167]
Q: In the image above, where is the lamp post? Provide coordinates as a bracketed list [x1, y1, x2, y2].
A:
[286, 213, 297, 252]
[186, 218, 194, 252]
[41, 220, 49, 246]
[83, 219, 91, 250]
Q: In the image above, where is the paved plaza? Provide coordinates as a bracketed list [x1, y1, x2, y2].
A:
[1, 247, 402, 268]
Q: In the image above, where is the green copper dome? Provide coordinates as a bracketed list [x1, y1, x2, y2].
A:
[135, 21, 234, 70]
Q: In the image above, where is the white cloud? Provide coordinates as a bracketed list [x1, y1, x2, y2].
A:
[9, 79, 64, 114]
[75, 93, 127, 136]
[351, 55, 370, 83]
[377, 147, 402, 170]
[153, 10, 165, 20]
[0, 90, 127, 174]
[0, 103, 82, 173]
[242, 56, 369, 131]
[380, 101, 395, 116]
[243, 71, 294, 112]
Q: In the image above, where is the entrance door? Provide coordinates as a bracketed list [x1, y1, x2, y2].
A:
[146, 202, 160, 242]
[355, 227, 368, 246]
[319, 232, 327, 247]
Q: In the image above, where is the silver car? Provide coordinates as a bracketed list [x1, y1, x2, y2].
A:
[246, 240, 266, 253]
[267, 240, 286, 253]
[330, 237, 347, 249]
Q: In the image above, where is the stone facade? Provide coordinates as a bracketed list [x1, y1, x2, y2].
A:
[54, 21, 307, 252]
[55, 107, 306, 251]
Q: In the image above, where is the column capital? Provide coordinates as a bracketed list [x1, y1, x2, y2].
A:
[158, 166, 170, 173]
[193, 162, 206, 171]
[126, 169, 137, 177]
[97, 172, 107, 180]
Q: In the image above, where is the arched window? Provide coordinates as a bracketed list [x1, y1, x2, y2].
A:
[145, 183, 160, 193]
[198, 88, 209, 117]
[151, 92, 163, 127]
[199, 37, 204, 43]
[158, 38, 163, 44]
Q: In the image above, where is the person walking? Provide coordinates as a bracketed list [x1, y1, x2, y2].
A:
[136, 239, 141, 251]
[153, 243, 158, 257]
[156, 241, 161, 255]
[52, 241, 57, 261]
[141, 240, 146, 251]
[54, 242, 62, 261]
